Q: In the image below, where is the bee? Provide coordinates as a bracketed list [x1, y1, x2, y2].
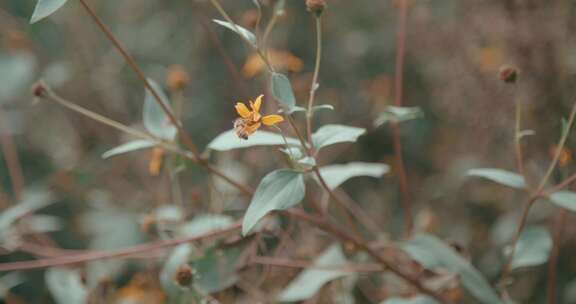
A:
[234, 118, 251, 140]
[234, 117, 260, 140]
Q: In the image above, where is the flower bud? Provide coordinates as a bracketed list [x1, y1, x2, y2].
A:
[306, 0, 327, 16]
[166, 65, 190, 91]
[174, 264, 194, 287]
[31, 81, 48, 98]
[498, 65, 518, 84]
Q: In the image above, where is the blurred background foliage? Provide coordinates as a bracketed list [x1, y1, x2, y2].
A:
[1, 0, 576, 303]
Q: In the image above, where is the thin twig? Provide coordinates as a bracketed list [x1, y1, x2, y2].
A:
[305, 16, 323, 145]
[0, 221, 241, 272]
[392, 0, 413, 235]
[250, 255, 384, 273]
[0, 111, 25, 202]
[547, 209, 567, 304]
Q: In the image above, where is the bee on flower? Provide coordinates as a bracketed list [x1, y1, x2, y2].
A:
[234, 95, 284, 139]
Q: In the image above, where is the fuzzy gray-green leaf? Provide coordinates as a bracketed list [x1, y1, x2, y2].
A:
[271, 73, 296, 110]
[466, 168, 525, 189]
[30, 0, 68, 23]
[312, 124, 366, 150]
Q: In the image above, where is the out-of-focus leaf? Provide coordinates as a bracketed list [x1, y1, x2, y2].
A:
[0, 189, 53, 245]
[143, 78, 177, 141]
[102, 139, 156, 159]
[317, 162, 389, 189]
[271, 73, 296, 110]
[242, 170, 305, 235]
[178, 214, 234, 237]
[506, 226, 552, 270]
[207, 129, 299, 151]
[0, 273, 24, 299]
[161, 244, 195, 298]
[21, 214, 61, 233]
[296, 156, 316, 170]
[466, 168, 525, 189]
[548, 191, 576, 212]
[278, 244, 350, 302]
[42, 61, 72, 87]
[0, 53, 35, 102]
[374, 106, 423, 127]
[274, 0, 286, 15]
[30, 0, 68, 23]
[192, 246, 243, 294]
[401, 234, 502, 304]
[381, 295, 439, 304]
[288, 104, 334, 115]
[312, 124, 366, 150]
[46, 268, 88, 304]
[213, 19, 256, 46]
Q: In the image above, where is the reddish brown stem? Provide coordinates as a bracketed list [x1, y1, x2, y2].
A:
[547, 209, 567, 304]
[392, 0, 413, 235]
[0, 111, 24, 202]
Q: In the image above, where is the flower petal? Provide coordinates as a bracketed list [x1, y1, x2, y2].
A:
[246, 122, 261, 136]
[250, 94, 264, 112]
[262, 114, 284, 126]
[235, 102, 251, 118]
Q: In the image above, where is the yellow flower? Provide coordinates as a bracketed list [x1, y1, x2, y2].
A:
[234, 95, 284, 139]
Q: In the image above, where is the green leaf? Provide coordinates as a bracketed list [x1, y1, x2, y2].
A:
[466, 168, 525, 189]
[374, 106, 423, 127]
[0, 189, 53, 245]
[312, 124, 366, 150]
[381, 296, 439, 304]
[0, 53, 35, 102]
[507, 226, 552, 270]
[242, 170, 305, 235]
[401, 234, 502, 304]
[0, 273, 24, 300]
[101, 139, 155, 159]
[178, 214, 235, 237]
[161, 244, 195, 298]
[30, 0, 68, 24]
[207, 129, 299, 151]
[143, 78, 177, 141]
[317, 162, 389, 189]
[273, 0, 286, 15]
[549, 191, 576, 212]
[46, 268, 87, 304]
[271, 73, 296, 110]
[192, 246, 243, 294]
[278, 244, 350, 302]
[288, 104, 334, 115]
[212, 19, 256, 46]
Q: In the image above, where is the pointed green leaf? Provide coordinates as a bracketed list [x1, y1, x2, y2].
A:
[318, 162, 389, 189]
[401, 234, 502, 304]
[143, 78, 177, 141]
[102, 139, 155, 159]
[271, 73, 296, 110]
[207, 129, 299, 151]
[374, 106, 423, 127]
[242, 170, 305, 235]
[549, 191, 576, 212]
[312, 124, 366, 150]
[467, 168, 525, 189]
[507, 226, 552, 270]
[213, 19, 256, 46]
[278, 245, 349, 302]
[30, 0, 68, 24]
[46, 268, 87, 304]
[288, 104, 334, 115]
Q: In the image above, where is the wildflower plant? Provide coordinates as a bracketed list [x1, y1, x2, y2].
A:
[0, 0, 575, 303]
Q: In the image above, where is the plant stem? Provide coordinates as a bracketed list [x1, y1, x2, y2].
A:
[500, 100, 576, 284]
[547, 208, 567, 304]
[0, 111, 24, 202]
[0, 221, 241, 272]
[306, 16, 323, 145]
[392, 0, 413, 236]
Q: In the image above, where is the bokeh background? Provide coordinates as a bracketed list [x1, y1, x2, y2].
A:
[1, 0, 576, 303]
